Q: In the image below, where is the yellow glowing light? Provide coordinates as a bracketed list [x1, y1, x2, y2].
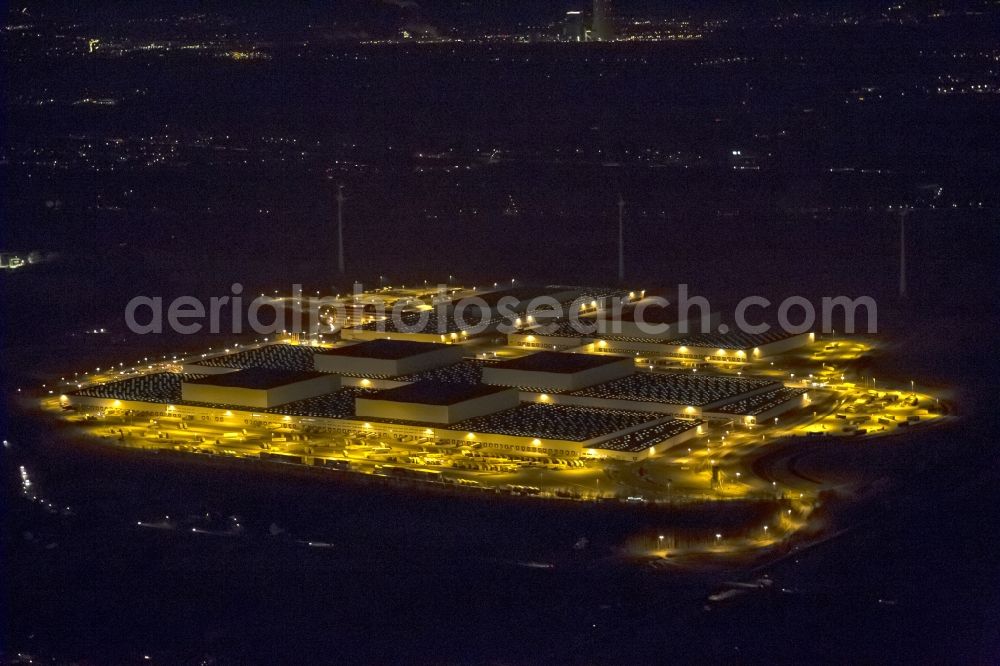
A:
[360, 378, 372, 387]
[226, 50, 268, 61]
[598, 340, 608, 348]
[466, 432, 475, 440]
[224, 410, 233, 417]
[539, 393, 550, 402]
[531, 438, 541, 446]
[363, 422, 372, 429]
[685, 406, 695, 414]
[112, 399, 121, 407]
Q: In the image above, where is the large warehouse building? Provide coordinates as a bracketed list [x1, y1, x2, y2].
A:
[65, 290, 815, 461]
[181, 369, 340, 409]
[313, 339, 463, 377]
[482, 351, 634, 392]
[355, 381, 519, 424]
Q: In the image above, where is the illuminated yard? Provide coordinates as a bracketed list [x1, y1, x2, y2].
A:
[35, 283, 950, 561]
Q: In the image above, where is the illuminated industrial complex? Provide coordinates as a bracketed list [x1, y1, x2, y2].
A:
[51, 282, 942, 495]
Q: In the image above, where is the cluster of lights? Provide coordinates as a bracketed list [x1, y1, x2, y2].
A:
[570, 372, 776, 407]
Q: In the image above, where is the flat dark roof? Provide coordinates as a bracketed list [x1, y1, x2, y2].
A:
[362, 380, 512, 405]
[493, 351, 630, 374]
[184, 368, 328, 390]
[314, 339, 453, 360]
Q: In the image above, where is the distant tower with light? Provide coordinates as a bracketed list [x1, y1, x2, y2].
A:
[898, 207, 908, 298]
[336, 184, 345, 276]
[617, 195, 625, 282]
[592, 0, 613, 40]
[562, 10, 585, 41]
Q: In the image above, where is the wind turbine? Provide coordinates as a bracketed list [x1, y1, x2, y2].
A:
[336, 184, 345, 277]
[896, 206, 910, 299]
[617, 195, 625, 283]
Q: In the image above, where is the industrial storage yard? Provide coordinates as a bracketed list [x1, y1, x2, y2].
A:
[37, 283, 948, 559]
